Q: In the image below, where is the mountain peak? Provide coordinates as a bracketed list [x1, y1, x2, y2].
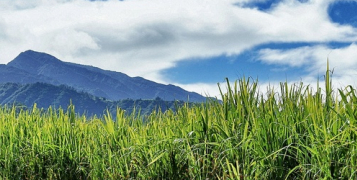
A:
[5, 50, 207, 102]
[19, 50, 55, 60]
[23, 49, 40, 54]
[7, 50, 62, 74]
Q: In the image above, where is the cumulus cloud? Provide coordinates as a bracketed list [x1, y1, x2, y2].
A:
[0, 18, 7, 39]
[257, 46, 317, 67]
[1, 0, 357, 96]
[0, 0, 74, 10]
[257, 43, 357, 89]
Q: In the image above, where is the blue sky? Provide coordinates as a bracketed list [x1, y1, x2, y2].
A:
[163, 0, 357, 85]
[1, 0, 357, 97]
[162, 43, 312, 84]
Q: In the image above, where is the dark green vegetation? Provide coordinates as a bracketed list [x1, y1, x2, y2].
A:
[1, 66, 357, 179]
[0, 82, 182, 116]
[1, 50, 206, 102]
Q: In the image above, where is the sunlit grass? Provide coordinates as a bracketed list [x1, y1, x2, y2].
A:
[1, 64, 357, 179]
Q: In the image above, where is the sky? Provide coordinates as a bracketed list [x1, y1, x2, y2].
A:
[1, 0, 357, 98]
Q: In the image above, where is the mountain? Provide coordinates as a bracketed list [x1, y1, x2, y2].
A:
[0, 82, 183, 116]
[0, 64, 58, 84]
[5, 50, 206, 102]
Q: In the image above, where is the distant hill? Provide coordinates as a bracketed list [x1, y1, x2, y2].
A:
[4, 50, 206, 102]
[0, 82, 183, 116]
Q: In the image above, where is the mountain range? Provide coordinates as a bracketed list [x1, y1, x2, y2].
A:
[2, 50, 206, 102]
[0, 50, 207, 116]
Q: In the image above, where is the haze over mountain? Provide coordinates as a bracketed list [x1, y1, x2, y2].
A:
[3, 50, 206, 102]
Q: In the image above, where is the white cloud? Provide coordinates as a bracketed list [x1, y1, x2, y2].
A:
[257, 43, 357, 90]
[44, 29, 100, 55]
[0, 0, 74, 10]
[258, 0, 357, 42]
[0, 19, 7, 39]
[257, 46, 317, 67]
[1, 0, 357, 97]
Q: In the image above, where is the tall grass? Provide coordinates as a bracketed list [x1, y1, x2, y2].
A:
[1, 66, 357, 179]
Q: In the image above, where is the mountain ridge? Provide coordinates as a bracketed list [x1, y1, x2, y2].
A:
[5, 50, 206, 102]
[0, 82, 183, 116]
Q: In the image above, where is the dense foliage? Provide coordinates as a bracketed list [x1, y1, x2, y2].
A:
[1, 66, 357, 179]
[0, 82, 182, 116]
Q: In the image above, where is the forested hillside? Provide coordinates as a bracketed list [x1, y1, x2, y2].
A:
[0, 82, 185, 116]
